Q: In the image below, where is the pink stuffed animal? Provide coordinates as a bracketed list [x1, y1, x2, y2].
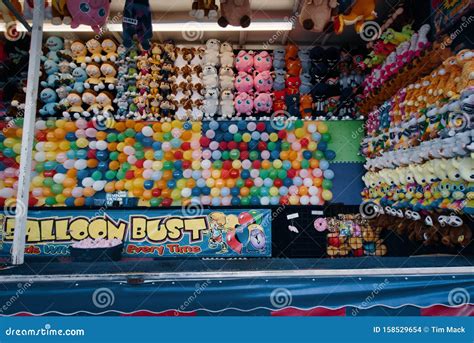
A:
[235, 50, 254, 73]
[254, 93, 273, 113]
[253, 70, 273, 92]
[235, 71, 254, 93]
[254, 51, 272, 72]
[234, 92, 254, 116]
[67, 0, 110, 33]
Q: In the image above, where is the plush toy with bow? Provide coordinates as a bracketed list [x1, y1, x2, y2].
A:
[67, 0, 110, 33]
[333, 0, 377, 34]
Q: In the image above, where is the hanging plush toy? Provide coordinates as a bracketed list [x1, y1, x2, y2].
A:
[190, 0, 219, 20]
[51, 0, 71, 25]
[123, 0, 153, 50]
[0, 0, 23, 41]
[67, 0, 110, 33]
[334, 0, 377, 34]
[299, 0, 338, 32]
[217, 0, 251, 28]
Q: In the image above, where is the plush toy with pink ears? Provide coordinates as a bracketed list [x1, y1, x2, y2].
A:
[67, 0, 111, 33]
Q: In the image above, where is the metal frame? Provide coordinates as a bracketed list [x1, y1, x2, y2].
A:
[11, 0, 44, 265]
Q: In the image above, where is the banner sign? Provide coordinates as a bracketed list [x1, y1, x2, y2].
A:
[0, 209, 271, 258]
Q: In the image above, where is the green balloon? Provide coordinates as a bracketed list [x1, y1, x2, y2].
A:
[116, 170, 126, 180]
[135, 151, 145, 159]
[230, 149, 240, 160]
[249, 209, 262, 225]
[109, 151, 119, 161]
[35, 162, 45, 173]
[322, 133, 331, 142]
[107, 133, 117, 142]
[235, 179, 244, 188]
[250, 187, 260, 196]
[301, 160, 310, 169]
[117, 133, 126, 142]
[313, 150, 324, 160]
[105, 170, 116, 180]
[92, 171, 103, 181]
[268, 169, 278, 179]
[249, 151, 259, 161]
[45, 197, 57, 206]
[0, 143, 4, 150]
[125, 128, 135, 137]
[69, 141, 78, 150]
[295, 119, 304, 128]
[277, 169, 287, 179]
[240, 196, 250, 205]
[281, 142, 290, 151]
[259, 169, 269, 179]
[122, 162, 131, 171]
[150, 197, 162, 207]
[46, 119, 55, 129]
[267, 142, 276, 151]
[322, 179, 333, 190]
[14, 118, 24, 127]
[163, 161, 173, 170]
[213, 160, 223, 169]
[51, 184, 64, 195]
[163, 132, 172, 141]
[234, 133, 242, 142]
[134, 142, 144, 150]
[221, 151, 230, 160]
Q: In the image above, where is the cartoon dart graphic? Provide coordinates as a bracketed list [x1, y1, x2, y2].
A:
[226, 225, 249, 254]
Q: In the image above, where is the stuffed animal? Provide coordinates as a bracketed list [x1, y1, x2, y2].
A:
[287, 58, 302, 77]
[51, 0, 71, 25]
[84, 39, 103, 63]
[333, 0, 376, 34]
[96, 91, 114, 117]
[203, 88, 219, 118]
[100, 62, 118, 90]
[253, 70, 273, 93]
[81, 89, 99, 117]
[63, 91, 83, 119]
[234, 92, 253, 116]
[203, 39, 220, 66]
[286, 76, 301, 95]
[101, 39, 118, 62]
[84, 62, 105, 92]
[71, 67, 87, 93]
[273, 69, 286, 91]
[235, 72, 253, 94]
[39, 88, 59, 117]
[190, 0, 218, 19]
[67, 0, 110, 33]
[254, 93, 273, 114]
[456, 49, 474, 93]
[235, 50, 254, 73]
[273, 49, 285, 69]
[300, 94, 313, 119]
[70, 41, 88, 66]
[218, 0, 251, 28]
[298, 49, 311, 73]
[220, 42, 234, 67]
[219, 66, 235, 90]
[299, 0, 338, 32]
[299, 73, 313, 94]
[202, 64, 219, 89]
[220, 89, 235, 119]
[254, 51, 272, 72]
[273, 89, 286, 112]
[123, 0, 153, 50]
[42, 36, 64, 62]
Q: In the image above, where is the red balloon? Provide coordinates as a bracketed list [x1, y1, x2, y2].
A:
[151, 188, 161, 197]
[161, 198, 172, 207]
[287, 169, 297, 178]
[256, 122, 266, 132]
[239, 142, 248, 151]
[227, 141, 238, 150]
[87, 150, 97, 159]
[300, 138, 309, 147]
[226, 230, 243, 254]
[219, 141, 228, 150]
[240, 151, 249, 160]
[229, 169, 240, 179]
[252, 160, 261, 169]
[257, 141, 267, 151]
[174, 151, 183, 159]
[238, 212, 253, 226]
[199, 137, 210, 147]
[181, 142, 191, 150]
[274, 178, 283, 187]
[221, 169, 230, 179]
[182, 160, 191, 169]
[278, 130, 287, 139]
[125, 170, 135, 179]
[222, 161, 232, 170]
[245, 179, 254, 187]
[280, 195, 289, 205]
[135, 159, 144, 168]
[28, 197, 39, 206]
[43, 170, 56, 178]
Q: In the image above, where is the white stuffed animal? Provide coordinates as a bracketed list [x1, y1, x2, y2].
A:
[220, 42, 234, 67]
[202, 64, 219, 89]
[219, 66, 235, 90]
[203, 39, 220, 66]
[220, 89, 235, 119]
[203, 88, 219, 118]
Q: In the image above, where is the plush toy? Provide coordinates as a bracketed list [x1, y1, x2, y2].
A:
[456, 49, 474, 93]
[234, 92, 253, 116]
[220, 42, 234, 67]
[42, 36, 64, 63]
[273, 49, 285, 70]
[84, 63, 105, 92]
[273, 90, 286, 113]
[235, 72, 253, 94]
[56, 60, 74, 87]
[219, 66, 235, 90]
[190, 0, 218, 19]
[203, 87, 219, 118]
[299, 0, 338, 32]
[298, 49, 311, 73]
[123, 0, 152, 50]
[300, 94, 314, 119]
[202, 64, 219, 89]
[81, 89, 99, 117]
[71, 67, 87, 93]
[67, 0, 110, 33]
[254, 51, 272, 72]
[273, 69, 286, 91]
[40, 74, 59, 89]
[235, 50, 254, 73]
[101, 39, 118, 62]
[63, 91, 83, 119]
[220, 89, 235, 119]
[51, 0, 71, 25]
[70, 41, 88, 66]
[299, 73, 313, 94]
[39, 88, 59, 117]
[253, 70, 273, 93]
[334, 0, 376, 34]
[100, 62, 117, 90]
[217, 0, 251, 28]
[381, 25, 413, 45]
[254, 93, 273, 114]
[84, 39, 103, 63]
[203, 39, 220, 66]
[285, 76, 300, 95]
[287, 58, 302, 77]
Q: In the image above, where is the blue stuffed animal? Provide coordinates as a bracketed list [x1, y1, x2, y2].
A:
[299, 73, 313, 94]
[40, 74, 59, 88]
[298, 49, 311, 73]
[273, 48, 285, 70]
[42, 36, 64, 62]
[39, 88, 59, 117]
[43, 60, 59, 76]
[72, 67, 87, 93]
[273, 69, 286, 91]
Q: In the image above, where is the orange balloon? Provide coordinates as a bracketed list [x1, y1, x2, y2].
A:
[161, 188, 171, 198]
[125, 119, 135, 128]
[152, 122, 162, 132]
[240, 187, 250, 196]
[118, 153, 127, 163]
[310, 160, 319, 168]
[280, 151, 289, 160]
[226, 179, 236, 188]
[115, 180, 125, 191]
[115, 122, 126, 132]
[46, 132, 56, 141]
[162, 170, 172, 181]
[134, 122, 145, 132]
[142, 190, 152, 200]
[63, 188, 73, 197]
[54, 128, 66, 139]
[64, 122, 76, 132]
[83, 187, 95, 197]
[109, 161, 120, 170]
[261, 160, 271, 169]
[314, 178, 322, 187]
[42, 188, 52, 197]
[186, 179, 196, 188]
[96, 131, 107, 141]
[132, 188, 143, 197]
[63, 177, 76, 188]
[298, 186, 308, 196]
[157, 180, 167, 189]
[5, 128, 16, 137]
[74, 197, 85, 206]
[164, 151, 174, 161]
[288, 151, 298, 161]
[292, 161, 301, 170]
[124, 137, 135, 146]
[87, 159, 98, 168]
[104, 182, 115, 193]
[107, 142, 118, 151]
[181, 131, 192, 141]
[66, 169, 77, 178]
[16, 128, 23, 138]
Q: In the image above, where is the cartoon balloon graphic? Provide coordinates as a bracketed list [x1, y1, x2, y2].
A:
[238, 211, 253, 226]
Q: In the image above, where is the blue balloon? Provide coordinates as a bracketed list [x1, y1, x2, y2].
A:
[237, 121, 247, 130]
[318, 141, 327, 151]
[192, 171, 201, 180]
[76, 149, 87, 159]
[97, 161, 109, 172]
[192, 188, 201, 196]
[323, 169, 335, 180]
[77, 170, 89, 180]
[231, 187, 240, 196]
[283, 178, 293, 187]
[320, 159, 329, 170]
[96, 150, 109, 161]
[65, 197, 75, 206]
[325, 150, 336, 161]
[223, 132, 233, 141]
[312, 132, 321, 142]
[241, 170, 250, 179]
[212, 197, 221, 206]
[270, 150, 280, 160]
[209, 120, 219, 130]
[144, 180, 154, 190]
[85, 197, 94, 206]
[201, 186, 211, 196]
[154, 150, 163, 160]
[66, 132, 76, 141]
[235, 225, 249, 243]
[196, 178, 206, 188]
[221, 187, 230, 197]
[231, 196, 241, 206]
[270, 196, 280, 205]
[173, 161, 183, 170]
[250, 196, 260, 205]
[303, 150, 312, 160]
[167, 180, 176, 189]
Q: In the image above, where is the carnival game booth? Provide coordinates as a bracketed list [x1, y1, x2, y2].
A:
[0, 0, 473, 316]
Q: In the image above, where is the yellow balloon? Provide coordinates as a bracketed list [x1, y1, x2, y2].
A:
[191, 122, 201, 133]
[124, 180, 133, 190]
[183, 150, 193, 161]
[211, 170, 221, 179]
[322, 190, 333, 201]
[242, 133, 251, 143]
[269, 132, 278, 142]
[192, 161, 201, 170]
[3, 138, 15, 148]
[32, 176, 44, 187]
[308, 142, 317, 151]
[144, 150, 154, 160]
[133, 178, 144, 188]
[176, 179, 186, 189]
[152, 161, 163, 170]
[273, 159, 282, 169]
[55, 119, 66, 128]
[171, 120, 183, 129]
[206, 178, 215, 188]
[171, 189, 181, 200]
[210, 187, 220, 197]
[232, 160, 241, 169]
[153, 132, 163, 141]
[270, 187, 279, 196]
[161, 122, 171, 132]
[289, 195, 300, 205]
[13, 143, 21, 154]
[45, 151, 57, 161]
[59, 141, 70, 150]
[295, 128, 305, 138]
[76, 138, 88, 148]
[317, 122, 328, 134]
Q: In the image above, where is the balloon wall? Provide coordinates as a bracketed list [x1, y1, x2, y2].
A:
[0, 119, 336, 207]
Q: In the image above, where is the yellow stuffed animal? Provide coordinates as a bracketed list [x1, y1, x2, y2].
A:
[333, 0, 377, 34]
[456, 49, 474, 94]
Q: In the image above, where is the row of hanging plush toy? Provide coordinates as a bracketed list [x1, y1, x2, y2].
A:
[362, 50, 474, 160]
[36, 36, 367, 122]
